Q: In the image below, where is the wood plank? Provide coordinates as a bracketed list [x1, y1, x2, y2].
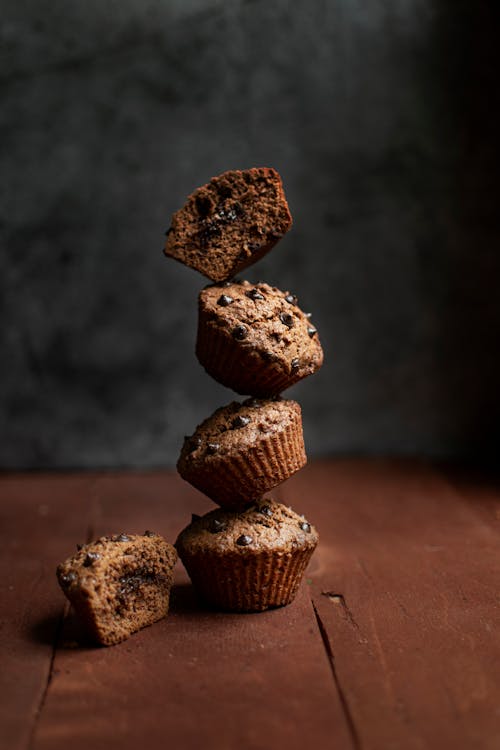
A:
[32, 472, 353, 750]
[0, 474, 96, 750]
[280, 459, 500, 750]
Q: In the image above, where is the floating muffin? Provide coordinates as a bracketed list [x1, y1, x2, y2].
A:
[56, 532, 177, 646]
[177, 398, 306, 509]
[164, 168, 292, 282]
[176, 498, 318, 612]
[196, 279, 323, 396]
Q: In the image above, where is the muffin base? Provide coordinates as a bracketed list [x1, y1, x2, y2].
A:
[177, 402, 306, 510]
[179, 547, 315, 612]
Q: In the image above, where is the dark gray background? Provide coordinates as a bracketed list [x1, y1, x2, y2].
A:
[1, 0, 499, 469]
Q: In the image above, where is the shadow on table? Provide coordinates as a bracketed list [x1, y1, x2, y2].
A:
[30, 609, 64, 647]
[169, 581, 200, 614]
[30, 608, 101, 651]
[168, 581, 292, 621]
[29, 582, 252, 649]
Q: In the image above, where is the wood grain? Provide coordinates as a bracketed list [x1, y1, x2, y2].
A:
[280, 459, 500, 750]
[2, 461, 499, 750]
[0, 475, 97, 750]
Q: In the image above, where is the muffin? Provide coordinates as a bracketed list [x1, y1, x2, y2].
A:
[196, 279, 323, 395]
[176, 498, 318, 612]
[164, 168, 292, 282]
[177, 397, 306, 509]
[56, 532, 177, 646]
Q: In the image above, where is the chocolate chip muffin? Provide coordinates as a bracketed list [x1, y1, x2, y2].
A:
[177, 398, 306, 509]
[196, 279, 323, 396]
[164, 168, 292, 282]
[176, 498, 318, 612]
[56, 532, 177, 646]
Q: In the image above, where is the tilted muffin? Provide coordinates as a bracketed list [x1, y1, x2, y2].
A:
[177, 397, 306, 509]
[196, 279, 323, 396]
[57, 532, 177, 646]
[176, 498, 318, 612]
[164, 168, 292, 282]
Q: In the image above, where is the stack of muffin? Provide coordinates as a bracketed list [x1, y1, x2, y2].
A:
[54, 168, 323, 648]
[166, 167, 324, 612]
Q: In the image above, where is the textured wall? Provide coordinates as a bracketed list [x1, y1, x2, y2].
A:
[1, 0, 499, 468]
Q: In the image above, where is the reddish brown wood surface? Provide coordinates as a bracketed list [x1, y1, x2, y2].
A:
[279, 459, 500, 750]
[1, 460, 499, 750]
[0, 476, 97, 750]
[14, 473, 352, 750]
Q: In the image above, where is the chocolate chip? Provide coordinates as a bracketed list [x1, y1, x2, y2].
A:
[259, 505, 273, 517]
[217, 294, 233, 306]
[307, 327, 317, 338]
[291, 358, 300, 371]
[60, 571, 77, 587]
[206, 442, 220, 455]
[210, 518, 227, 534]
[195, 194, 212, 216]
[280, 313, 294, 328]
[236, 534, 253, 546]
[143, 530, 155, 537]
[191, 513, 201, 523]
[164, 227, 173, 236]
[285, 293, 298, 305]
[261, 350, 279, 362]
[198, 221, 222, 249]
[246, 288, 264, 301]
[83, 551, 101, 567]
[115, 533, 130, 543]
[232, 325, 248, 341]
[185, 435, 202, 453]
[214, 203, 241, 222]
[218, 184, 232, 200]
[299, 522, 311, 533]
[76, 543, 84, 551]
[221, 280, 233, 287]
[232, 415, 251, 429]
[249, 242, 262, 252]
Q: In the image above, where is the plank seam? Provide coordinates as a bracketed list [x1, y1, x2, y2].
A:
[312, 599, 362, 750]
[27, 505, 98, 750]
[27, 604, 67, 750]
[321, 592, 360, 630]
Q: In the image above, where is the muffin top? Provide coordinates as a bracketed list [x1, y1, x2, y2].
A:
[178, 397, 301, 466]
[164, 168, 292, 282]
[176, 498, 318, 555]
[199, 279, 323, 376]
[57, 532, 177, 590]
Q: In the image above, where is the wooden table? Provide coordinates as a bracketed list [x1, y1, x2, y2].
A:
[1, 459, 499, 750]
